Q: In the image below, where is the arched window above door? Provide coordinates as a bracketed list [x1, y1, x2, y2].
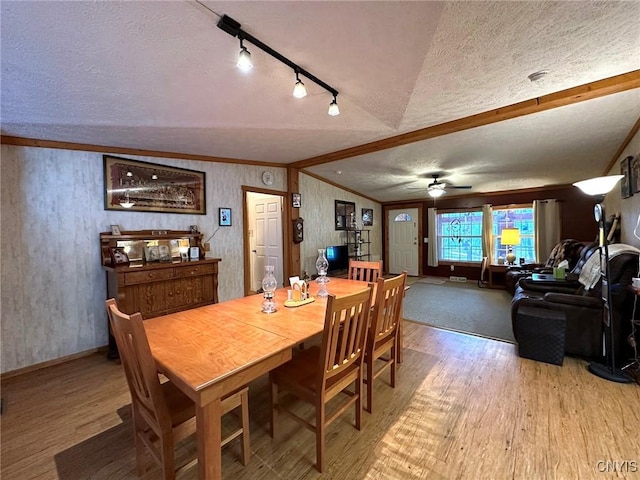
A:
[393, 213, 412, 222]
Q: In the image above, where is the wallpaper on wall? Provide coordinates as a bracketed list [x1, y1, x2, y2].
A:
[0, 145, 286, 373]
[299, 173, 382, 276]
[604, 128, 640, 248]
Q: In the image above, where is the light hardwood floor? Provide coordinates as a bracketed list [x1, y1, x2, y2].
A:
[2, 321, 639, 480]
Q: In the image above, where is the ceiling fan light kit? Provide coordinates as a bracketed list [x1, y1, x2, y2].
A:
[424, 174, 472, 197]
[217, 14, 340, 115]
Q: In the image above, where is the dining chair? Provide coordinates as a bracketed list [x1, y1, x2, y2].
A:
[269, 287, 373, 472]
[364, 271, 407, 413]
[347, 259, 383, 283]
[106, 299, 250, 479]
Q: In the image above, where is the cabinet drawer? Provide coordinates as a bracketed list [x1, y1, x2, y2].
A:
[125, 268, 174, 285]
[175, 263, 215, 278]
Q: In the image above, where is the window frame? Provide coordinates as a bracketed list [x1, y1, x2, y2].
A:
[435, 208, 484, 264]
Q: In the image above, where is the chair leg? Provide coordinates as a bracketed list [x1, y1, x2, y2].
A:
[239, 389, 251, 466]
[390, 344, 397, 389]
[269, 374, 278, 439]
[366, 356, 374, 414]
[355, 372, 363, 430]
[315, 402, 325, 473]
[160, 432, 176, 480]
[132, 410, 148, 476]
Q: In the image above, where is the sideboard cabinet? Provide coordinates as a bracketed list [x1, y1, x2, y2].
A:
[101, 230, 221, 358]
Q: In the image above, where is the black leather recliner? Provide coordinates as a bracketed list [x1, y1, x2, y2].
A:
[511, 244, 639, 362]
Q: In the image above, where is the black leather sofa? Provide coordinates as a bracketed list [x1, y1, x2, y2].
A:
[505, 239, 586, 295]
[511, 243, 639, 363]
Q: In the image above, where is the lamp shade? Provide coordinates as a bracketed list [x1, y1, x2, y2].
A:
[428, 187, 445, 198]
[328, 99, 340, 116]
[293, 80, 307, 98]
[501, 228, 520, 246]
[573, 175, 623, 196]
[237, 47, 252, 71]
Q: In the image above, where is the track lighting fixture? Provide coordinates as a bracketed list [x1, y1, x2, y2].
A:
[237, 38, 252, 72]
[293, 71, 307, 99]
[217, 14, 340, 115]
[328, 95, 340, 116]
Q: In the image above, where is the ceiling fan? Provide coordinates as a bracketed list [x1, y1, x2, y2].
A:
[422, 174, 473, 198]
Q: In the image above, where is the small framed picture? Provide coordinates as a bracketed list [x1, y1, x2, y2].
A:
[362, 208, 373, 226]
[145, 245, 160, 262]
[219, 207, 232, 226]
[189, 225, 199, 233]
[620, 155, 633, 199]
[630, 154, 640, 194]
[292, 193, 302, 208]
[110, 224, 122, 235]
[109, 247, 129, 266]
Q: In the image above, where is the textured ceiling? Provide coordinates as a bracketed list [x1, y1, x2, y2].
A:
[2, 1, 639, 202]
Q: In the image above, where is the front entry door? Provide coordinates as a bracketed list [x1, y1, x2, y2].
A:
[388, 208, 419, 276]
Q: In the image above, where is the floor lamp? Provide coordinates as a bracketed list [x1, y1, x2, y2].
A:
[573, 175, 632, 383]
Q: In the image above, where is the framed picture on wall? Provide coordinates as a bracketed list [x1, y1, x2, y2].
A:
[362, 208, 373, 226]
[219, 207, 232, 226]
[630, 154, 640, 194]
[292, 193, 301, 208]
[103, 155, 206, 214]
[620, 155, 633, 199]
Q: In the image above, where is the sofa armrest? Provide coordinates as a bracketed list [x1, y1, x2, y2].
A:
[543, 292, 602, 308]
[508, 263, 543, 271]
[517, 277, 581, 294]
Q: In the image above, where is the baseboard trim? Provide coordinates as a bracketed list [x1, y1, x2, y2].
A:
[0, 346, 108, 380]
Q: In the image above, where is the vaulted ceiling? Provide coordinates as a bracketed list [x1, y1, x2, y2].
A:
[2, 1, 639, 202]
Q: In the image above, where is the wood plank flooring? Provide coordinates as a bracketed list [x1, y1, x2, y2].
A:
[2, 321, 639, 480]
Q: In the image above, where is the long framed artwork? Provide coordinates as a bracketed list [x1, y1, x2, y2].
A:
[104, 155, 206, 214]
[620, 155, 633, 199]
[630, 154, 640, 194]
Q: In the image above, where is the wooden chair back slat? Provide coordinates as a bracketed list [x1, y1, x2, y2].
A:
[347, 260, 383, 283]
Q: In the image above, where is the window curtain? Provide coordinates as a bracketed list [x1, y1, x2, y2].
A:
[533, 199, 560, 262]
[481, 204, 493, 264]
[427, 207, 438, 267]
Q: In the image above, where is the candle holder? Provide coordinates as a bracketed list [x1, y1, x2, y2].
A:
[261, 265, 277, 313]
[315, 248, 330, 298]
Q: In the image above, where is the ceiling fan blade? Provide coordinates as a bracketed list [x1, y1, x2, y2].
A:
[450, 185, 472, 189]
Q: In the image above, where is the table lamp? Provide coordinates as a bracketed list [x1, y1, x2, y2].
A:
[501, 228, 521, 265]
[573, 174, 631, 383]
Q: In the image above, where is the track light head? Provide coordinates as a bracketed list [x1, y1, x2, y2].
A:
[328, 96, 340, 116]
[237, 39, 252, 72]
[293, 71, 307, 98]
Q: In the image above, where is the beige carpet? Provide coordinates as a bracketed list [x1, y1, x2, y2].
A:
[403, 280, 515, 342]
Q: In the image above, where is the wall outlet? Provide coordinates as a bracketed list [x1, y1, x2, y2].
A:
[204, 242, 211, 251]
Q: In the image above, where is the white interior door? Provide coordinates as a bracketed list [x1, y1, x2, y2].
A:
[388, 208, 419, 276]
[248, 193, 283, 291]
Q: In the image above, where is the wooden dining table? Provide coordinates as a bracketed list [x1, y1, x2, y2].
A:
[143, 277, 370, 480]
